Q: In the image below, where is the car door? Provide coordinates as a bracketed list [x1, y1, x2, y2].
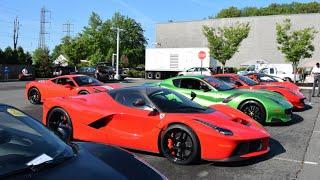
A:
[50, 77, 77, 97]
[105, 91, 161, 151]
[172, 78, 220, 106]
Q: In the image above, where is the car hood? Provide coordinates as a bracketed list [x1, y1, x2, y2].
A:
[10, 142, 165, 180]
[178, 111, 269, 140]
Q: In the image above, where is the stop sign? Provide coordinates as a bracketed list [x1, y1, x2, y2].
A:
[198, 51, 206, 60]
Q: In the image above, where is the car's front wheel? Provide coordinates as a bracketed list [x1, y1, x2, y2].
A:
[160, 124, 200, 165]
[239, 100, 266, 124]
[47, 108, 73, 142]
[28, 87, 41, 104]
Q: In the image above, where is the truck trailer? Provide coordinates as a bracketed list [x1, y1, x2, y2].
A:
[145, 48, 217, 79]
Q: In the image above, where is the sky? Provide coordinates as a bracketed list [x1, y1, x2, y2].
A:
[0, 0, 316, 52]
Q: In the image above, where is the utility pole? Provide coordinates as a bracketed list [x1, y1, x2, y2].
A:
[38, 6, 50, 49]
[111, 27, 124, 80]
[13, 16, 19, 50]
[63, 21, 73, 37]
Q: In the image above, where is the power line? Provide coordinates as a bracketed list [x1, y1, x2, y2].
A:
[63, 21, 74, 37]
[38, 6, 50, 49]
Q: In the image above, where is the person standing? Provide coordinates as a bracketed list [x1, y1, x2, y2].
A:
[4, 66, 9, 82]
[311, 63, 320, 97]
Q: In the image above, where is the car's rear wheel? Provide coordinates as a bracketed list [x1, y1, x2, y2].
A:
[47, 108, 73, 141]
[160, 124, 200, 165]
[78, 90, 89, 95]
[28, 87, 41, 104]
[239, 100, 266, 124]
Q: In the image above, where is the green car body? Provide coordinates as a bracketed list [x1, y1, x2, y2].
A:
[157, 75, 293, 124]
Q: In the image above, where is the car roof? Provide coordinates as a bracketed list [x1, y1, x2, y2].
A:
[109, 86, 167, 95]
[52, 74, 87, 79]
[214, 73, 238, 77]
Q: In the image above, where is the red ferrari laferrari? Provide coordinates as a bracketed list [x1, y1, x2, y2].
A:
[214, 74, 305, 109]
[43, 86, 270, 165]
[245, 73, 300, 92]
[26, 75, 120, 104]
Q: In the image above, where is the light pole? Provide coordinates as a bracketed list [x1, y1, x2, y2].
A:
[112, 53, 117, 68]
[111, 27, 124, 80]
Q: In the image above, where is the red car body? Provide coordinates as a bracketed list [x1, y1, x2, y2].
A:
[245, 73, 300, 92]
[26, 75, 120, 103]
[214, 74, 305, 109]
[42, 87, 270, 163]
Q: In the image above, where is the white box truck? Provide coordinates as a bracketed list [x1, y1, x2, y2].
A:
[145, 48, 217, 79]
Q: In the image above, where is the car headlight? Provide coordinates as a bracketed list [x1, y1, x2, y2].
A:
[194, 119, 233, 136]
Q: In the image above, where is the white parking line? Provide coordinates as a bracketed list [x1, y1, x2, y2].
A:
[273, 157, 318, 165]
[313, 131, 320, 133]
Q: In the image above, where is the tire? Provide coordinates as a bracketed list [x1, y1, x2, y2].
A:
[28, 87, 41, 104]
[78, 90, 89, 95]
[239, 100, 266, 124]
[147, 72, 154, 79]
[47, 108, 73, 141]
[160, 124, 200, 165]
[155, 72, 162, 79]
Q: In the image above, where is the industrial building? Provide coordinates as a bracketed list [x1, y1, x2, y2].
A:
[155, 13, 320, 68]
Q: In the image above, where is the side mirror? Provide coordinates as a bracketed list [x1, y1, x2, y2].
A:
[191, 91, 197, 101]
[133, 99, 146, 107]
[56, 124, 72, 143]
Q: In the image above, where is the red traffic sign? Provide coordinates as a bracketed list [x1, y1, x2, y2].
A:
[198, 51, 206, 60]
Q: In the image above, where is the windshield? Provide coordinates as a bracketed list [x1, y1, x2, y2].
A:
[258, 74, 278, 82]
[202, 77, 234, 91]
[0, 106, 73, 176]
[148, 89, 212, 113]
[73, 76, 103, 86]
[238, 75, 259, 86]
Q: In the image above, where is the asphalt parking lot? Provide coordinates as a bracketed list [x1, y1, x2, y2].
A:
[0, 78, 319, 180]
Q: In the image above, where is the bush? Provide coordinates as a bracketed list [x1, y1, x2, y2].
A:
[127, 69, 144, 78]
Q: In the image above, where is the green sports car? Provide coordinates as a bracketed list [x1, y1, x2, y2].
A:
[157, 75, 293, 124]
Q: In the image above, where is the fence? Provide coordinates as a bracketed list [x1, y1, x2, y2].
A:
[0, 64, 34, 81]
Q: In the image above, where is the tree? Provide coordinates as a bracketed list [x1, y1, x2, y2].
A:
[203, 22, 250, 73]
[276, 19, 317, 83]
[215, 7, 241, 18]
[33, 48, 52, 78]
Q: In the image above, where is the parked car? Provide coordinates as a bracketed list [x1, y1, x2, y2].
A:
[245, 73, 300, 92]
[53, 66, 77, 77]
[158, 76, 293, 124]
[95, 65, 115, 82]
[0, 104, 165, 179]
[77, 67, 96, 77]
[214, 74, 305, 109]
[26, 75, 120, 104]
[43, 87, 270, 165]
[178, 67, 213, 76]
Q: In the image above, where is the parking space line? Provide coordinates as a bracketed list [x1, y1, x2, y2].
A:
[273, 157, 318, 165]
[313, 131, 320, 133]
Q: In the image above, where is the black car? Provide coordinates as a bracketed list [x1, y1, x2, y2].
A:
[95, 65, 114, 82]
[53, 66, 77, 77]
[78, 67, 96, 77]
[0, 104, 166, 180]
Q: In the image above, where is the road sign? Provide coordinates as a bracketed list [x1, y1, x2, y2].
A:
[198, 51, 206, 60]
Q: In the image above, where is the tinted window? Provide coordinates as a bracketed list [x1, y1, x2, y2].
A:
[180, 79, 202, 90]
[54, 78, 76, 86]
[73, 76, 102, 86]
[115, 92, 151, 109]
[148, 89, 211, 113]
[238, 75, 258, 86]
[258, 74, 278, 82]
[202, 77, 233, 91]
[270, 68, 275, 74]
[215, 76, 237, 86]
[172, 79, 181, 87]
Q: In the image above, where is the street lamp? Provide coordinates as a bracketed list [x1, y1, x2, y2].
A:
[110, 27, 124, 80]
[112, 53, 117, 68]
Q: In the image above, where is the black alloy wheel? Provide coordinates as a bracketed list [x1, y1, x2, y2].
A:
[160, 124, 199, 165]
[28, 88, 41, 104]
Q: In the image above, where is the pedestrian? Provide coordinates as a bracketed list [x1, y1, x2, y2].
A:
[4, 66, 9, 82]
[311, 62, 320, 97]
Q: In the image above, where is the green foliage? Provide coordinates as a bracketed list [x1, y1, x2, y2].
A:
[51, 12, 147, 67]
[33, 48, 52, 78]
[203, 22, 250, 72]
[127, 69, 145, 78]
[276, 19, 317, 82]
[0, 46, 32, 65]
[210, 2, 320, 19]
